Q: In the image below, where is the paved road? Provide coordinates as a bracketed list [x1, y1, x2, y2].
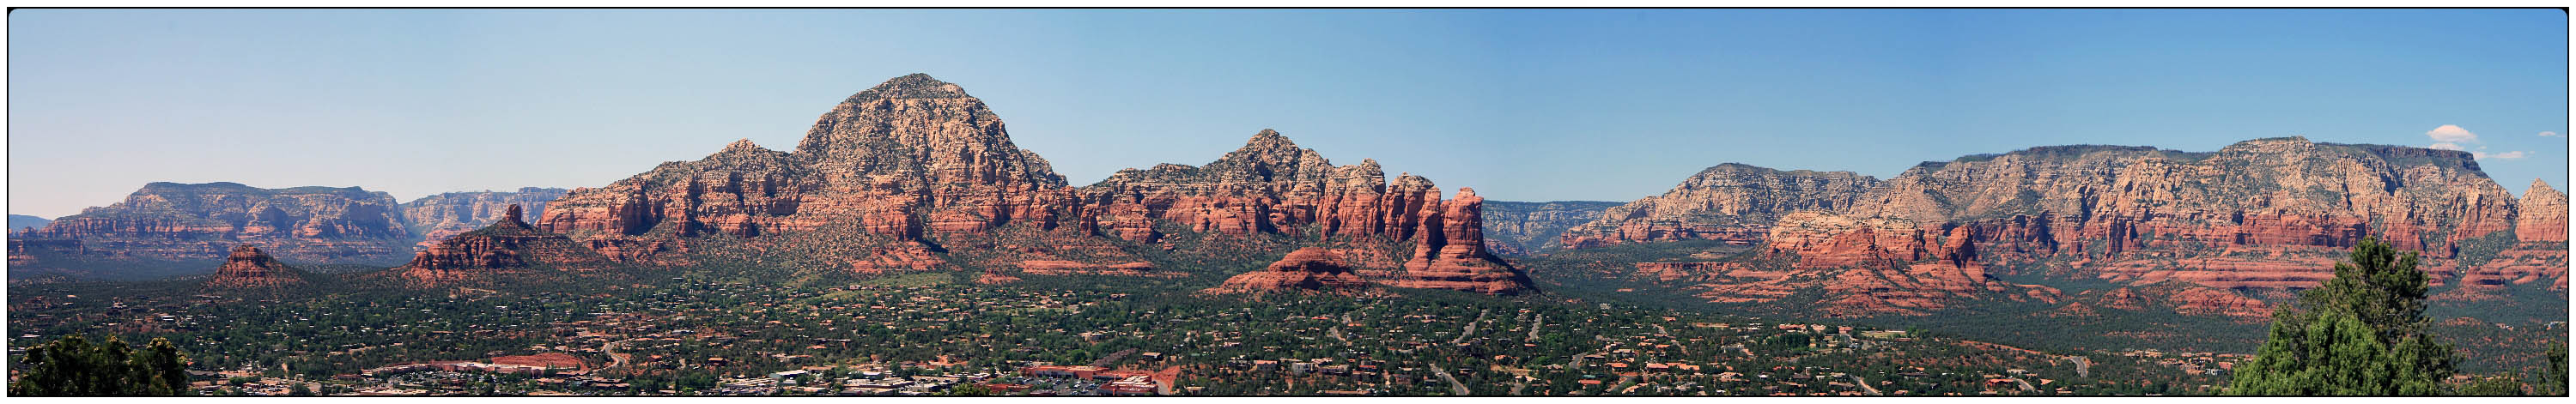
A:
[1452, 309, 1490, 344]
[1850, 374, 1883, 395]
[602, 338, 638, 370]
[1527, 314, 1544, 340]
[2063, 356, 2092, 378]
[1429, 364, 1471, 395]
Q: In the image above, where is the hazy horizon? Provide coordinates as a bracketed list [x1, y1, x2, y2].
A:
[9, 9, 2569, 218]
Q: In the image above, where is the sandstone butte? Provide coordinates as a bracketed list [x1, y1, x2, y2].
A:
[399, 187, 568, 250]
[1206, 247, 1374, 294]
[1560, 163, 1878, 249]
[386, 204, 614, 286]
[1613, 137, 2567, 317]
[204, 244, 310, 288]
[11, 182, 415, 264]
[527, 74, 1529, 294]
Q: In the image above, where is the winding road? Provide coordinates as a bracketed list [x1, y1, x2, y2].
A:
[601, 338, 639, 370]
[1429, 364, 1470, 395]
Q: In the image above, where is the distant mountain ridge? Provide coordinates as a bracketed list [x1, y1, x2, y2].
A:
[1480, 201, 1621, 256]
[1557, 137, 2567, 317]
[8, 184, 573, 280]
[9, 214, 52, 232]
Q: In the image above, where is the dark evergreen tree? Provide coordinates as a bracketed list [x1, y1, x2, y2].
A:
[2227, 238, 2454, 395]
[9, 335, 191, 396]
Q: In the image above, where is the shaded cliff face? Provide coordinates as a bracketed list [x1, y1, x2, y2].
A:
[1481, 201, 1621, 256]
[391, 204, 612, 286]
[533, 75, 1528, 294]
[1560, 164, 1877, 249]
[400, 187, 568, 248]
[13, 182, 412, 265]
[205, 244, 308, 288]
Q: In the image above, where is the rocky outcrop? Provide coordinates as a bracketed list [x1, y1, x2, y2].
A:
[10, 182, 413, 265]
[1481, 201, 1620, 256]
[2517, 179, 2567, 243]
[400, 187, 568, 248]
[2442, 179, 2573, 292]
[1747, 139, 2531, 311]
[538, 74, 1080, 269]
[205, 244, 308, 288]
[1838, 139, 2515, 261]
[1560, 164, 1876, 249]
[1084, 132, 1530, 294]
[1583, 138, 2548, 317]
[531, 75, 1528, 294]
[389, 205, 613, 286]
[1207, 247, 1373, 293]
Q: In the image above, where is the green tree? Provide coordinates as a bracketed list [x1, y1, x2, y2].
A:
[941, 383, 997, 396]
[2542, 341, 2569, 396]
[9, 335, 192, 396]
[2226, 238, 2454, 395]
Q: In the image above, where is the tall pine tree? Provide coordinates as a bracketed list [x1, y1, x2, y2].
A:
[2227, 237, 2455, 395]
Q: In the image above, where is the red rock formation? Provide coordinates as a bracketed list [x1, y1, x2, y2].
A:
[1376, 188, 1528, 293]
[974, 268, 1022, 285]
[540, 74, 1080, 258]
[1728, 138, 2532, 311]
[1208, 247, 1372, 293]
[205, 244, 308, 288]
[387, 205, 614, 286]
[526, 75, 1528, 293]
[1561, 164, 1876, 249]
[12, 182, 413, 266]
[2518, 179, 2567, 243]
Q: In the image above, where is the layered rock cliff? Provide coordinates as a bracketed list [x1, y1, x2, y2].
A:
[532, 74, 1529, 294]
[1589, 137, 2561, 317]
[204, 244, 309, 288]
[11, 182, 413, 264]
[389, 204, 614, 286]
[1481, 201, 1621, 256]
[1081, 130, 1530, 294]
[1560, 164, 1876, 249]
[401, 187, 568, 248]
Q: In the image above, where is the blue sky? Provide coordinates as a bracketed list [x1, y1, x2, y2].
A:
[8, 9, 2567, 218]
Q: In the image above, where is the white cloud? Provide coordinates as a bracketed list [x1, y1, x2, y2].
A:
[2543, 131, 2563, 137]
[2427, 124, 2480, 143]
[2427, 142, 2466, 151]
[2475, 151, 2529, 160]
